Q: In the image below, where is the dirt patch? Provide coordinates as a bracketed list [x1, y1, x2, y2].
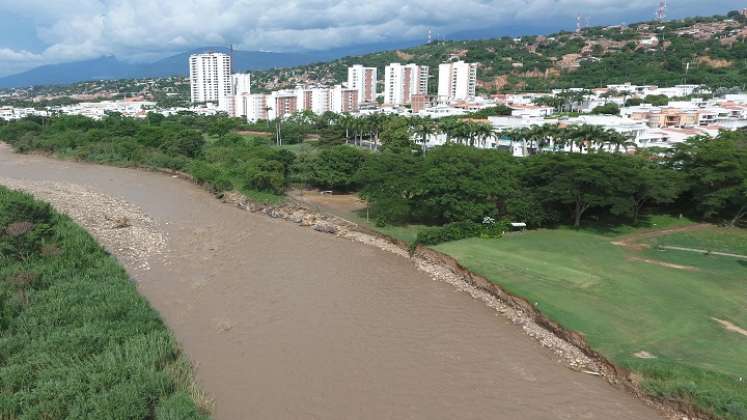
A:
[288, 190, 366, 219]
[395, 50, 414, 61]
[712, 318, 747, 338]
[626, 256, 699, 272]
[696, 56, 733, 69]
[235, 130, 272, 137]
[634, 351, 657, 359]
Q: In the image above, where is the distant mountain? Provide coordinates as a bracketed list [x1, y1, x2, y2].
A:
[0, 56, 139, 89]
[0, 42, 422, 89]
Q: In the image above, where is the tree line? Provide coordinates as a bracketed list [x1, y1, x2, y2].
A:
[1, 113, 745, 230]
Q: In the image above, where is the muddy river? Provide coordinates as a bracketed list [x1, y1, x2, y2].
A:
[0, 144, 661, 419]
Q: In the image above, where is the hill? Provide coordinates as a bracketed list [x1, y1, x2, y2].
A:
[252, 11, 747, 93]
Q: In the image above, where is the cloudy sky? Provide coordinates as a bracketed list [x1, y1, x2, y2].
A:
[0, 0, 741, 77]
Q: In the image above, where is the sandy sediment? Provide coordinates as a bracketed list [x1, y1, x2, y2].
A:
[0, 176, 165, 272]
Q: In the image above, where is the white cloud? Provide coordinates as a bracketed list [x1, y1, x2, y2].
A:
[0, 0, 741, 76]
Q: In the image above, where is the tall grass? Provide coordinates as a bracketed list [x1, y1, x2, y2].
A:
[0, 186, 210, 419]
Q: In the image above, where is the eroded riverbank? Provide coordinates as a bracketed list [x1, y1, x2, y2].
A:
[0, 144, 663, 420]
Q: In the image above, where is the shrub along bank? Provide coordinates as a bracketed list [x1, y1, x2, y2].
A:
[0, 186, 208, 419]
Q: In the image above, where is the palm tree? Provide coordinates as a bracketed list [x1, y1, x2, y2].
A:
[472, 123, 495, 149]
[438, 117, 461, 144]
[366, 113, 386, 150]
[410, 116, 438, 154]
[337, 113, 354, 143]
[452, 121, 472, 146]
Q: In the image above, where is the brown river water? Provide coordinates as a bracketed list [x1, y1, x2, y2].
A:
[0, 144, 661, 420]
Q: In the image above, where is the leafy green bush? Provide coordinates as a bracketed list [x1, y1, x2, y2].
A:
[188, 161, 233, 193]
[242, 159, 286, 194]
[415, 221, 485, 245]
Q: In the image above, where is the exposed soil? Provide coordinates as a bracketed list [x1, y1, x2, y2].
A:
[633, 351, 657, 359]
[712, 318, 747, 338]
[0, 144, 668, 420]
[626, 256, 699, 272]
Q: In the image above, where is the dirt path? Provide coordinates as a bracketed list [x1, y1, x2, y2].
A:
[611, 223, 711, 251]
[0, 144, 663, 420]
[712, 318, 747, 338]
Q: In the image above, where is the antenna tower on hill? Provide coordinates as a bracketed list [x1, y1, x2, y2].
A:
[656, 0, 667, 22]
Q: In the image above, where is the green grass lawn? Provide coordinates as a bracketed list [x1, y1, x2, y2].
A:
[646, 227, 747, 256]
[370, 224, 428, 243]
[0, 187, 209, 419]
[573, 214, 697, 237]
[434, 227, 747, 420]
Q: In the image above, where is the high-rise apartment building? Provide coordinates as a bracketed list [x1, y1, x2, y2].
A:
[347, 65, 377, 103]
[437, 61, 477, 102]
[331, 85, 359, 114]
[384, 63, 429, 106]
[189, 53, 233, 111]
[231, 73, 252, 117]
[243, 85, 359, 122]
[245, 94, 271, 122]
[232, 73, 251, 96]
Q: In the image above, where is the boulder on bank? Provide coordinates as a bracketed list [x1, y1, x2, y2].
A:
[312, 222, 338, 234]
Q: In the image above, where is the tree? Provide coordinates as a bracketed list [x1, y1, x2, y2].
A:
[614, 157, 683, 224]
[625, 97, 643, 107]
[317, 126, 346, 146]
[310, 146, 368, 191]
[279, 122, 305, 145]
[470, 105, 513, 118]
[207, 116, 239, 140]
[472, 123, 496, 149]
[380, 117, 416, 153]
[160, 129, 205, 158]
[356, 151, 424, 223]
[416, 145, 518, 224]
[644, 94, 669, 106]
[523, 153, 629, 227]
[438, 117, 462, 144]
[671, 134, 747, 226]
[591, 102, 620, 115]
[410, 116, 438, 154]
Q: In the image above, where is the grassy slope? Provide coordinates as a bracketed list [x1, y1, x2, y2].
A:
[0, 187, 209, 419]
[433, 226, 747, 419]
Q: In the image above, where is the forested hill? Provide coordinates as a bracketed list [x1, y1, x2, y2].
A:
[251, 10, 747, 94]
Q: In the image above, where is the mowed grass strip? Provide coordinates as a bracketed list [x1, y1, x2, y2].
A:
[0, 186, 209, 419]
[434, 228, 747, 420]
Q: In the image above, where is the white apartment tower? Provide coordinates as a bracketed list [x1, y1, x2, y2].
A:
[347, 65, 377, 103]
[232, 73, 252, 118]
[189, 53, 233, 111]
[384, 63, 429, 106]
[438, 61, 477, 102]
[232, 73, 251, 96]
